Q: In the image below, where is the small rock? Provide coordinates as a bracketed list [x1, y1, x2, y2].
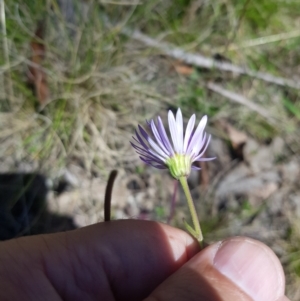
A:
[270, 136, 285, 158]
[244, 138, 260, 163]
[63, 169, 79, 187]
[216, 165, 280, 206]
[248, 146, 274, 173]
[248, 182, 278, 206]
[268, 187, 289, 215]
[208, 137, 231, 166]
[217, 163, 251, 194]
[281, 159, 300, 184]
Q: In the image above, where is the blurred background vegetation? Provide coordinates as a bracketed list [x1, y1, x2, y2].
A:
[1, 0, 300, 298]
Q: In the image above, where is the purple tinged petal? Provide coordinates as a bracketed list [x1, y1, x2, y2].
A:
[186, 115, 207, 155]
[130, 141, 149, 154]
[137, 150, 165, 163]
[133, 147, 163, 164]
[191, 165, 201, 170]
[137, 124, 168, 161]
[183, 114, 195, 152]
[138, 125, 150, 141]
[130, 141, 144, 152]
[152, 165, 167, 169]
[143, 161, 164, 168]
[133, 141, 166, 162]
[140, 156, 156, 166]
[140, 160, 165, 168]
[168, 110, 180, 153]
[157, 116, 174, 156]
[150, 164, 167, 169]
[176, 108, 183, 153]
[139, 157, 151, 164]
[134, 132, 148, 150]
[150, 120, 170, 156]
[131, 142, 165, 164]
[147, 137, 168, 161]
[139, 157, 166, 169]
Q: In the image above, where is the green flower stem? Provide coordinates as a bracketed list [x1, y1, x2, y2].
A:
[179, 176, 203, 244]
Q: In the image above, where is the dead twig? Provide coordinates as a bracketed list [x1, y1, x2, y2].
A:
[122, 28, 300, 90]
[206, 82, 274, 122]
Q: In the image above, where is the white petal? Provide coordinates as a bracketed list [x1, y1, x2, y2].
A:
[157, 116, 174, 156]
[183, 114, 195, 152]
[192, 132, 207, 157]
[168, 110, 180, 153]
[186, 115, 207, 155]
[193, 157, 216, 162]
[148, 136, 168, 161]
[193, 135, 211, 160]
[176, 108, 183, 153]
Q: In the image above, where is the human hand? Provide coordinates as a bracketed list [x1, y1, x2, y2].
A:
[0, 220, 290, 301]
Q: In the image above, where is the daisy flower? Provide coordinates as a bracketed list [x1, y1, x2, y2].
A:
[131, 108, 215, 180]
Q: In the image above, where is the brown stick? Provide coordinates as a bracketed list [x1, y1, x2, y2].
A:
[104, 170, 118, 222]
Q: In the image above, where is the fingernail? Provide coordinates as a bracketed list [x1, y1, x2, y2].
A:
[213, 238, 285, 301]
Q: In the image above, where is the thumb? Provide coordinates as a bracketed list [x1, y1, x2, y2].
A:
[145, 237, 289, 301]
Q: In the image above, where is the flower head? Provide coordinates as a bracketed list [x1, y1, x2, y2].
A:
[131, 108, 215, 179]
